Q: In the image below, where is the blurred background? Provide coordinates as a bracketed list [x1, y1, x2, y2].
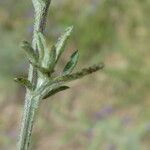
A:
[0, 0, 150, 149]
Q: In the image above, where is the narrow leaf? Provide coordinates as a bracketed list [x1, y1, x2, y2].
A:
[14, 77, 33, 90]
[55, 26, 73, 62]
[37, 32, 47, 50]
[63, 50, 79, 75]
[55, 63, 104, 83]
[21, 41, 38, 63]
[43, 86, 69, 99]
[35, 32, 47, 60]
[47, 45, 56, 73]
[42, 45, 56, 73]
[37, 64, 104, 99]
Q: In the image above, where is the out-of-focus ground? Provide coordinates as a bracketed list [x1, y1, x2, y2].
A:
[0, 0, 150, 150]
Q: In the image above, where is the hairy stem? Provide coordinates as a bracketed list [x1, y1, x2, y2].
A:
[17, 1, 52, 150]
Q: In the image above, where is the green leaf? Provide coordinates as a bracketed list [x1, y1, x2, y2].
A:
[37, 32, 47, 51]
[55, 26, 73, 62]
[48, 45, 56, 73]
[43, 86, 69, 99]
[55, 63, 104, 83]
[39, 64, 104, 99]
[63, 50, 79, 75]
[35, 32, 47, 61]
[40, 45, 56, 74]
[14, 77, 33, 90]
[21, 41, 38, 63]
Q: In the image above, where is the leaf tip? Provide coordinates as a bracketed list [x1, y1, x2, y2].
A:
[65, 25, 74, 34]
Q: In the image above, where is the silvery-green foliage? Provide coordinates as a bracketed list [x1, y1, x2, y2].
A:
[16, 25, 103, 150]
[18, 26, 104, 100]
[55, 26, 74, 62]
[16, 1, 104, 150]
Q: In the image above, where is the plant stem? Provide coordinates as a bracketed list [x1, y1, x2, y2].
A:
[17, 1, 52, 150]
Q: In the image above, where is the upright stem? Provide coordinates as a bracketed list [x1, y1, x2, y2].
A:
[17, 1, 52, 150]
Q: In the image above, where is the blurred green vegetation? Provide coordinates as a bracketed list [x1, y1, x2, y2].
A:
[0, 0, 150, 150]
